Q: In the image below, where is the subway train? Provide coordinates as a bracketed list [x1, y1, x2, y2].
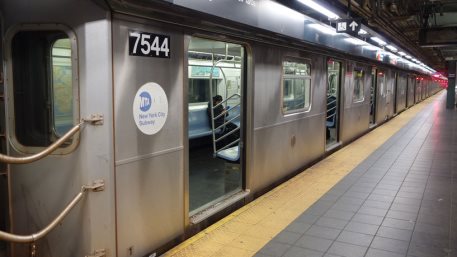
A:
[0, 0, 444, 256]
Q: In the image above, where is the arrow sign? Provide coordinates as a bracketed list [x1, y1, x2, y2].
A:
[349, 21, 359, 31]
[336, 18, 362, 36]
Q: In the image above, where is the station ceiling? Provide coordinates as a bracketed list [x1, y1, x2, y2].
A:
[278, 0, 457, 72]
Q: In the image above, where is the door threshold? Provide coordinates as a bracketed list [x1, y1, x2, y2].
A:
[190, 189, 250, 225]
[325, 141, 341, 151]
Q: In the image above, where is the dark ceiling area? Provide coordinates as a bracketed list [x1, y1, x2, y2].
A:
[278, 0, 457, 73]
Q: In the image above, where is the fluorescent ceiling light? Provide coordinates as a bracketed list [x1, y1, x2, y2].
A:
[297, 0, 340, 19]
[358, 29, 368, 35]
[308, 23, 337, 35]
[405, 55, 412, 59]
[344, 38, 367, 45]
[386, 45, 398, 52]
[371, 37, 387, 46]
[397, 51, 406, 56]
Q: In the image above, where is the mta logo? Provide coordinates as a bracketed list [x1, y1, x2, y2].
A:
[139, 91, 152, 112]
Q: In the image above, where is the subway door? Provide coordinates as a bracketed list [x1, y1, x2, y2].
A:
[341, 62, 367, 142]
[415, 78, 421, 103]
[375, 69, 387, 123]
[112, 17, 184, 257]
[0, 15, 8, 257]
[396, 73, 407, 112]
[369, 67, 377, 126]
[423, 79, 426, 98]
[186, 37, 246, 217]
[325, 59, 342, 147]
[386, 70, 395, 117]
[407, 75, 415, 107]
[5, 21, 116, 257]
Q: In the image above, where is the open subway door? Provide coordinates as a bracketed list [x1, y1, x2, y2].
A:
[326, 59, 342, 148]
[187, 37, 246, 220]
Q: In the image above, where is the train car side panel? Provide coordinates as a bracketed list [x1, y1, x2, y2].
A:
[112, 17, 184, 257]
[250, 45, 325, 192]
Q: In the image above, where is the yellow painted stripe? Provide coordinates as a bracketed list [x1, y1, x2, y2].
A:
[164, 93, 440, 257]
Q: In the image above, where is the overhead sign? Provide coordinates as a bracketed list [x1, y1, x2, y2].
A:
[336, 19, 362, 36]
[133, 82, 168, 135]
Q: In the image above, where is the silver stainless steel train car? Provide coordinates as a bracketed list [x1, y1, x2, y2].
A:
[0, 0, 443, 256]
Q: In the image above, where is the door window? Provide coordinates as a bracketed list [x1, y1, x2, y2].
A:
[10, 29, 78, 151]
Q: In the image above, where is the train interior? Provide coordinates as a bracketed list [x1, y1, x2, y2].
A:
[370, 68, 378, 126]
[326, 60, 341, 147]
[187, 37, 244, 215]
[377, 69, 386, 121]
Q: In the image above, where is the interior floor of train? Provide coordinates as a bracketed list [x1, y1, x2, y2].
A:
[164, 91, 457, 257]
[189, 144, 241, 212]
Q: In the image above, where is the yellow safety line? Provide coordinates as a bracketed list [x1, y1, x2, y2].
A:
[164, 93, 441, 257]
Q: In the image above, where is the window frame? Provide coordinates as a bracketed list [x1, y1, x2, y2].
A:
[6, 24, 80, 155]
[281, 57, 312, 115]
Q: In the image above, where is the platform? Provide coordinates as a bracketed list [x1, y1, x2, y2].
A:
[164, 91, 456, 257]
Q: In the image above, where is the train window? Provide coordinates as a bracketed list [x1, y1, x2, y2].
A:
[52, 38, 73, 137]
[188, 78, 220, 104]
[11, 30, 77, 149]
[282, 60, 311, 113]
[353, 67, 364, 102]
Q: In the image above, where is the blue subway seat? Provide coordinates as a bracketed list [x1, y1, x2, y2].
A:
[188, 105, 212, 140]
[227, 105, 241, 127]
[188, 104, 241, 140]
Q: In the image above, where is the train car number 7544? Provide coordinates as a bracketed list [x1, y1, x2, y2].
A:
[129, 31, 170, 58]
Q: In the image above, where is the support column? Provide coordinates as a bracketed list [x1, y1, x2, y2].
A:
[446, 61, 456, 109]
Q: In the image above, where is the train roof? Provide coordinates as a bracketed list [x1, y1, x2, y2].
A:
[104, 0, 436, 76]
